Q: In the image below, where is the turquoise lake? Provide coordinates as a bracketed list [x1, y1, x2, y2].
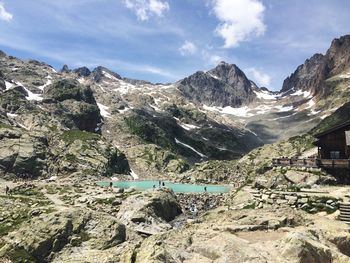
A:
[97, 180, 231, 193]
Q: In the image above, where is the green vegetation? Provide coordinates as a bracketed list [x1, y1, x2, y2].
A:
[0, 123, 14, 129]
[11, 186, 46, 199]
[124, 114, 175, 149]
[45, 79, 95, 103]
[3, 247, 36, 263]
[94, 197, 117, 205]
[61, 130, 100, 144]
[164, 104, 207, 123]
[71, 231, 91, 246]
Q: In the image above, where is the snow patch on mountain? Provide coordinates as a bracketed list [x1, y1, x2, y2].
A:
[37, 78, 52, 91]
[175, 138, 207, 158]
[5, 81, 14, 90]
[275, 105, 294, 112]
[97, 103, 111, 118]
[254, 90, 278, 100]
[291, 89, 312, 98]
[15, 82, 43, 101]
[203, 105, 255, 117]
[6, 113, 18, 118]
[102, 70, 119, 81]
[180, 123, 200, 131]
[130, 170, 139, 180]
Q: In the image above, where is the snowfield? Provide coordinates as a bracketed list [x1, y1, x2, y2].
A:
[97, 103, 111, 118]
[254, 90, 278, 100]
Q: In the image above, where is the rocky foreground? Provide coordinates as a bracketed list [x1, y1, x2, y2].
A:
[0, 177, 350, 263]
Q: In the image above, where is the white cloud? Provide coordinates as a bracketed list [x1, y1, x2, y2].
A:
[246, 67, 271, 87]
[201, 49, 224, 66]
[179, 41, 197, 56]
[211, 0, 266, 48]
[0, 2, 13, 22]
[124, 0, 169, 21]
[209, 55, 222, 65]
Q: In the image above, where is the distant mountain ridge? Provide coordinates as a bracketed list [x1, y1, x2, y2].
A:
[282, 35, 350, 98]
[0, 34, 349, 179]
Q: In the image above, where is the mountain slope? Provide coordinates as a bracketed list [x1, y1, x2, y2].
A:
[177, 62, 256, 107]
[0, 35, 350, 179]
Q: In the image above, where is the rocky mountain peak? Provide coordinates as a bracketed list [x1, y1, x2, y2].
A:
[326, 34, 350, 75]
[92, 66, 121, 82]
[177, 62, 255, 107]
[281, 53, 327, 94]
[60, 64, 71, 73]
[73, 66, 91, 77]
[208, 61, 251, 89]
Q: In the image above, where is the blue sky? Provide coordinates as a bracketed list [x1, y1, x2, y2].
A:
[0, 0, 349, 90]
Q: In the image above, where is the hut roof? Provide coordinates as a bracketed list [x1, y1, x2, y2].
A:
[314, 120, 350, 138]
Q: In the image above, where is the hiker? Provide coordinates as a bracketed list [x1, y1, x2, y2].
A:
[159, 180, 161, 187]
[109, 182, 113, 190]
[204, 186, 207, 192]
[162, 182, 165, 187]
[5, 186, 9, 195]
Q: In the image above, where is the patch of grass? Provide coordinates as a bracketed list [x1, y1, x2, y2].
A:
[65, 153, 79, 163]
[61, 130, 100, 144]
[0, 209, 30, 237]
[242, 202, 256, 209]
[94, 197, 116, 205]
[5, 247, 36, 263]
[11, 187, 46, 199]
[0, 123, 14, 129]
[44, 185, 59, 195]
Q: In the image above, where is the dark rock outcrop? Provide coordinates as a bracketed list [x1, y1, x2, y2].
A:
[44, 79, 96, 104]
[0, 128, 48, 178]
[117, 188, 182, 232]
[61, 100, 101, 132]
[60, 64, 71, 73]
[178, 62, 256, 107]
[44, 79, 102, 132]
[73, 66, 91, 77]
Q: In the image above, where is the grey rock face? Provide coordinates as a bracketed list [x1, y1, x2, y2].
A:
[61, 100, 101, 132]
[178, 62, 256, 107]
[0, 71, 5, 91]
[117, 188, 182, 227]
[122, 77, 152, 85]
[44, 79, 101, 132]
[281, 35, 350, 97]
[0, 209, 126, 262]
[60, 64, 70, 73]
[281, 53, 328, 95]
[0, 128, 48, 178]
[73, 66, 91, 77]
[92, 66, 121, 82]
[326, 35, 350, 76]
[44, 79, 96, 104]
[0, 89, 33, 114]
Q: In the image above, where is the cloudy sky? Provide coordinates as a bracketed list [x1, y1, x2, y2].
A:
[0, 0, 349, 90]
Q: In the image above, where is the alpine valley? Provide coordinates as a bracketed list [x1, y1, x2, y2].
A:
[0, 35, 350, 263]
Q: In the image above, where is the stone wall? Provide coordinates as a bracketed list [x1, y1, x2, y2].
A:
[251, 189, 342, 214]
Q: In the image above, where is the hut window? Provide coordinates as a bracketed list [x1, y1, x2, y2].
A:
[330, 151, 340, 159]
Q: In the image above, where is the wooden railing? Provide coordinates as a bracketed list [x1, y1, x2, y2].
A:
[317, 159, 350, 169]
[272, 158, 350, 169]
